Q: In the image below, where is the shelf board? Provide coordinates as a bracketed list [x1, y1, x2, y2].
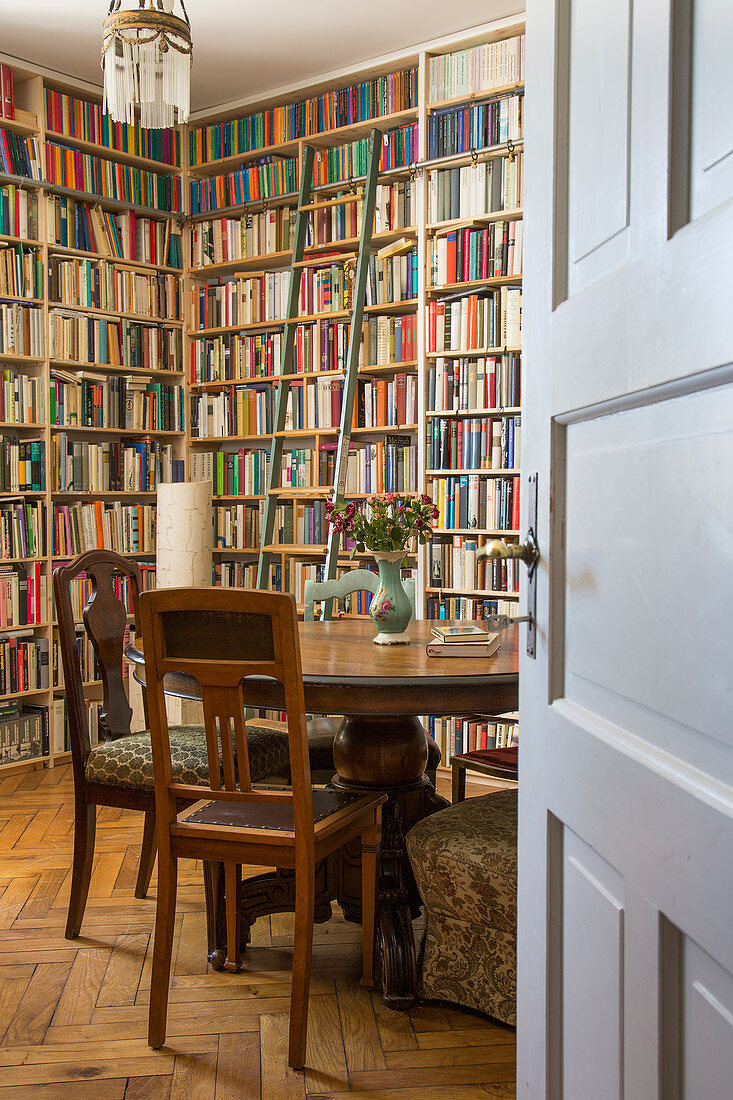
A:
[0, 353, 45, 364]
[426, 275, 521, 293]
[431, 528, 520, 536]
[426, 407, 521, 418]
[191, 318, 285, 337]
[0, 687, 49, 702]
[0, 556, 49, 564]
[0, 621, 50, 634]
[51, 550, 154, 560]
[189, 191, 299, 223]
[266, 486, 332, 497]
[427, 468, 519, 477]
[426, 347, 521, 358]
[48, 242, 182, 275]
[50, 425, 183, 438]
[190, 434, 263, 445]
[0, 490, 45, 498]
[0, 294, 43, 306]
[49, 359, 184, 381]
[0, 422, 45, 431]
[213, 494, 265, 501]
[425, 586, 520, 597]
[48, 300, 183, 326]
[189, 375, 278, 389]
[359, 360, 417, 375]
[45, 181, 180, 221]
[0, 234, 43, 248]
[351, 424, 417, 434]
[52, 490, 158, 498]
[188, 250, 294, 279]
[427, 208, 523, 235]
[426, 82, 524, 112]
[212, 546, 258, 554]
[416, 139, 524, 173]
[44, 129, 181, 175]
[0, 172, 45, 191]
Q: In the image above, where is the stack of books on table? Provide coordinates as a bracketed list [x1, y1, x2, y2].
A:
[425, 622, 501, 658]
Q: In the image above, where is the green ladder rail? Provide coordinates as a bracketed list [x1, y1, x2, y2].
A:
[256, 128, 383, 603]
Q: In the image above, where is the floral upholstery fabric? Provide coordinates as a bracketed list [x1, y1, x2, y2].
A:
[406, 789, 517, 1025]
[85, 723, 291, 791]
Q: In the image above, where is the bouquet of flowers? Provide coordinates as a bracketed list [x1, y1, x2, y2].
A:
[325, 493, 439, 555]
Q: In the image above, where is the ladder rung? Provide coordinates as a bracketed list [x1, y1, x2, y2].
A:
[299, 194, 363, 211]
[292, 253, 357, 268]
[266, 486, 334, 496]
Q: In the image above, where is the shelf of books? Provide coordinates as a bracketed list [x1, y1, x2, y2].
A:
[184, 59, 423, 614]
[0, 59, 185, 774]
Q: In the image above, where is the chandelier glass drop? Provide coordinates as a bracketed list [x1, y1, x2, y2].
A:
[101, 0, 193, 129]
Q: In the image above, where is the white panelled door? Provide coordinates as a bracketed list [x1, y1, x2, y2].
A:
[519, 0, 733, 1096]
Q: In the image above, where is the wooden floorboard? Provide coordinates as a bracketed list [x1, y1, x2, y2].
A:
[0, 765, 515, 1096]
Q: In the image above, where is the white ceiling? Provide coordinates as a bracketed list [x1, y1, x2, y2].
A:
[0, 0, 524, 116]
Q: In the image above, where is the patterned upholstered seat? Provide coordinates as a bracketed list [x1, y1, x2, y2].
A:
[86, 723, 291, 791]
[406, 789, 517, 1025]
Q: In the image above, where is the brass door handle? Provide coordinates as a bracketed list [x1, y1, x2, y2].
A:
[477, 528, 539, 578]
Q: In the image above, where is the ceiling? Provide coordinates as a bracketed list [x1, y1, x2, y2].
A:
[0, 0, 524, 116]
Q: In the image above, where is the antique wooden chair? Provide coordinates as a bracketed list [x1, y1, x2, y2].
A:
[450, 744, 519, 802]
[53, 550, 291, 940]
[141, 585, 385, 1069]
[303, 572, 441, 782]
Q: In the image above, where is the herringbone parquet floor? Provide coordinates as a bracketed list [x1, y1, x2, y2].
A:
[0, 763, 516, 1098]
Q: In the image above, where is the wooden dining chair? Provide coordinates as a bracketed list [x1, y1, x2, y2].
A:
[53, 550, 291, 941]
[141, 586, 386, 1069]
[303, 571, 441, 782]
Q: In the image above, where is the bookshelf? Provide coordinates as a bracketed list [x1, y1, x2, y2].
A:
[1, 15, 524, 778]
[0, 60, 185, 776]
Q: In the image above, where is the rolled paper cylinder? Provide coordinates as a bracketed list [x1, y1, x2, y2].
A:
[156, 480, 213, 587]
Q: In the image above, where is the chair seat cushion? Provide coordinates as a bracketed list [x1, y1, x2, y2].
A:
[85, 723, 290, 791]
[406, 789, 517, 932]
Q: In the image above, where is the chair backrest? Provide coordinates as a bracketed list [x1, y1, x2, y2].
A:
[139, 586, 314, 840]
[53, 550, 146, 779]
[303, 570, 416, 621]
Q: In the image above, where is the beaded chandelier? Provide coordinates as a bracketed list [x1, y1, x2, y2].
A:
[101, 0, 193, 129]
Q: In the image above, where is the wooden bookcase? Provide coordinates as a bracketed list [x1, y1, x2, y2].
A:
[0, 14, 524, 777]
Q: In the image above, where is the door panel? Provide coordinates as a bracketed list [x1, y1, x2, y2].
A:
[520, 0, 733, 1094]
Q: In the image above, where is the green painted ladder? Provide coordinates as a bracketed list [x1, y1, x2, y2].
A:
[256, 128, 383, 608]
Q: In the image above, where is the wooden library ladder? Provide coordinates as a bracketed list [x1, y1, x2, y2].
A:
[256, 128, 383, 609]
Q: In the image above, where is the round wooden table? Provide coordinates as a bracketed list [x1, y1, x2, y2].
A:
[128, 619, 519, 1008]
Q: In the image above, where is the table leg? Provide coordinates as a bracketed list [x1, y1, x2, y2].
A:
[331, 715, 450, 1009]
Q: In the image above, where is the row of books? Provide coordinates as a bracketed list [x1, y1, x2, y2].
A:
[429, 535, 520, 592]
[0, 368, 44, 424]
[49, 310, 181, 371]
[357, 373, 418, 428]
[45, 89, 179, 165]
[312, 124, 418, 187]
[427, 157, 522, 224]
[365, 247, 418, 307]
[284, 377, 345, 431]
[192, 272, 288, 331]
[427, 289, 522, 352]
[425, 714, 517, 759]
[50, 371, 184, 432]
[0, 633, 49, 696]
[45, 142, 182, 212]
[428, 34, 525, 103]
[426, 594, 519, 621]
[427, 95, 522, 160]
[428, 219, 523, 284]
[190, 386, 277, 439]
[48, 258, 181, 320]
[48, 196, 183, 269]
[53, 560, 155, 621]
[192, 448, 269, 496]
[190, 331, 283, 383]
[0, 561, 46, 626]
[215, 559, 258, 587]
[342, 437, 417, 495]
[0, 184, 38, 240]
[191, 206, 297, 268]
[0, 301, 45, 356]
[0, 439, 45, 492]
[0, 130, 42, 181]
[298, 260, 356, 317]
[0, 704, 50, 765]
[53, 501, 157, 556]
[0, 67, 16, 121]
[291, 318, 350, 376]
[215, 502, 262, 550]
[363, 313, 417, 367]
[0, 243, 43, 299]
[280, 446, 333, 491]
[427, 415, 521, 471]
[273, 500, 330, 548]
[50, 697, 105, 754]
[189, 67, 418, 163]
[51, 628, 100, 688]
[431, 474, 520, 532]
[0, 500, 46, 559]
[52, 435, 175, 492]
[427, 354, 521, 413]
[189, 156, 299, 215]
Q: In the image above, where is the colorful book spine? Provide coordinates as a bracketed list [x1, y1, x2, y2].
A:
[45, 89, 179, 165]
[45, 141, 181, 212]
